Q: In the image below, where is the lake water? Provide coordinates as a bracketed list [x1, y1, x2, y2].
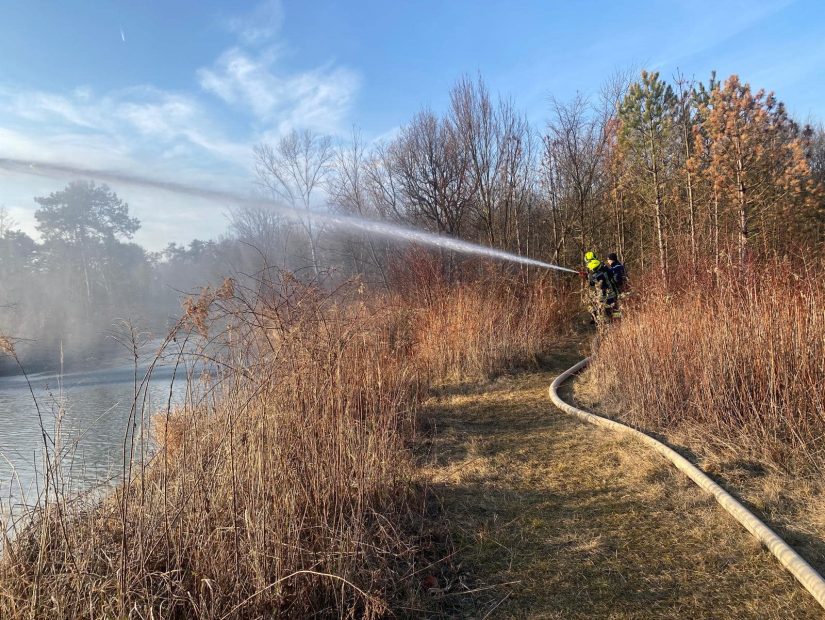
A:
[0, 355, 189, 521]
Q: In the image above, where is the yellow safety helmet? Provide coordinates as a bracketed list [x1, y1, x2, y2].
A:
[587, 258, 601, 272]
[584, 251, 595, 261]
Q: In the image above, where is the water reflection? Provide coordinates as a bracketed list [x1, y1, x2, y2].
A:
[0, 356, 189, 515]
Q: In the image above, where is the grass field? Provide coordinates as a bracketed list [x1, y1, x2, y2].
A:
[3, 266, 824, 618]
[416, 347, 824, 618]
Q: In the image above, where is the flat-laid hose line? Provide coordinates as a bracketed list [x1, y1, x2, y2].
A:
[549, 357, 825, 612]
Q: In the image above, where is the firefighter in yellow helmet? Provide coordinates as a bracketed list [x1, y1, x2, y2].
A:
[584, 251, 620, 321]
[584, 251, 601, 273]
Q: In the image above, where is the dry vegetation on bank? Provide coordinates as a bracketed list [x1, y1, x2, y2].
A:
[576, 261, 825, 584]
[582, 263, 824, 473]
[0, 265, 575, 619]
[392, 255, 575, 383]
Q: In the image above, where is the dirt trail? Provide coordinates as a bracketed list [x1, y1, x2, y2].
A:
[417, 351, 823, 619]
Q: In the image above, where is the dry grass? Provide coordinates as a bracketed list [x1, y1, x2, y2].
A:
[1, 273, 425, 619]
[583, 263, 825, 472]
[0, 264, 573, 619]
[390, 251, 577, 383]
[411, 277, 574, 383]
[576, 260, 825, 600]
[417, 358, 825, 618]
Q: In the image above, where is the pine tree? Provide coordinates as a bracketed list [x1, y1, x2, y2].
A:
[673, 73, 700, 267]
[703, 76, 815, 264]
[618, 71, 676, 283]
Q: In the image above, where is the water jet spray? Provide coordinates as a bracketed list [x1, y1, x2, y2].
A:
[0, 157, 578, 274]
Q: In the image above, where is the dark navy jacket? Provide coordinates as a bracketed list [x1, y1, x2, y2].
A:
[608, 261, 627, 291]
[588, 264, 619, 301]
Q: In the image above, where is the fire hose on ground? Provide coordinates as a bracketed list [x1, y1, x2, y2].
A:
[549, 357, 825, 611]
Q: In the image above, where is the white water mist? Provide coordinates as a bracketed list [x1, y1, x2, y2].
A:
[0, 158, 577, 274]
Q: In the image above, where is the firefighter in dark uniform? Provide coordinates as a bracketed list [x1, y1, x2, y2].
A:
[606, 252, 627, 293]
[584, 251, 620, 322]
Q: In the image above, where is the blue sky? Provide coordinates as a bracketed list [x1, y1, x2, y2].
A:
[0, 0, 823, 249]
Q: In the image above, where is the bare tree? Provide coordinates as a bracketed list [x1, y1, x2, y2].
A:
[365, 142, 404, 222]
[546, 94, 612, 259]
[450, 76, 504, 245]
[229, 204, 295, 274]
[0, 206, 18, 237]
[328, 130, 389, 286]
[254, 129, 334, 276]
[449, 76, 534, 252]
[599, 69, 634, 259]
[540, 137, 567, 261]
[498, 117, 535, 256]
[673, 71, 699, 267]
[390, 110, 474, 237]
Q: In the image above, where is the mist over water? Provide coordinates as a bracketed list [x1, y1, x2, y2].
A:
[0, 156, 577, 514]
[0, 158, 575, 522]
[0, 157, 577, 274]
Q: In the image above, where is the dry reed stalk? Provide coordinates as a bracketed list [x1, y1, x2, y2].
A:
[583, 261, 825, 472]
[0, 266, 573, 619]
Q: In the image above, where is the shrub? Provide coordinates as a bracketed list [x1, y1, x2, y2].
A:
[0, 264, 574, 618]
[1, 274, 422, 619]
[582, 262, 825, 471]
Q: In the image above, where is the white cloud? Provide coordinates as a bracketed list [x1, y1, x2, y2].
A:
[0, 0, 363, 249]
[227, 0, 284, 46]
[0, 126, 130, 170]
[197, 47, 360, 135]
[368, 125, 401, 146]
[0, 131, 249, 250]
[4, 89, 99, 129]
[0, 87, 255, 250]
[0, 84, 252, 171]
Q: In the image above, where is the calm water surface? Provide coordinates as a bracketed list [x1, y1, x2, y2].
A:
[0, 355, 189, 515]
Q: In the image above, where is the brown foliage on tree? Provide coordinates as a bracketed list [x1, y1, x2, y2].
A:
[697, 76, 818, 264]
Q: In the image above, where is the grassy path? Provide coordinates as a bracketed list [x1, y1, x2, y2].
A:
[417, 351, 823, 619]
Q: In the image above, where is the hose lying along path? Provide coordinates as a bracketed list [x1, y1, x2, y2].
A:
[549, 357, 825, 612]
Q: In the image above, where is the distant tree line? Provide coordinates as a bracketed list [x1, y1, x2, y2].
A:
[254, 71, 824, 283]
[0, 184, 244, 372]
[2, 69, 823, 370]
[0, 175, 359, 371]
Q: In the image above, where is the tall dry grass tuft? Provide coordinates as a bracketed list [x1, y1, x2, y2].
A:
[1, 273, 425, 619]
[390, 248, 577, 382]
[0, 263, 574, 618]
[583, 261, 825, 471]
[411, 276, 575, 382]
